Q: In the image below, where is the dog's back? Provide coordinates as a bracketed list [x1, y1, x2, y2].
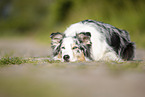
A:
[82, 19, 135, 60]
[64, 19, 135, 61]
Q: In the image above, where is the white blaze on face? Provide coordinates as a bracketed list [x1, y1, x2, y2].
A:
[61, 37, 74, 61]
[61, 37, 85, 62]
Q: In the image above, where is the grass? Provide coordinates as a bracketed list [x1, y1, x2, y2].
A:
[0, 57, 28, 66]
[0, 56, 144, 72]
[0, 56, 62, 66]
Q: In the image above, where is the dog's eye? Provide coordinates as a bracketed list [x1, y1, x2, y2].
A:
[72, 46, 78, 50]
[61, 47, 65, 49]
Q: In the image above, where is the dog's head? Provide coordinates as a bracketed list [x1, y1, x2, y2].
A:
[50, 32, 92, 62]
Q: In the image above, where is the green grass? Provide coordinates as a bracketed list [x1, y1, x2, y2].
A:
[0, 56, 144, 72]
[0, 57, 28, 66]
[0, 56, 61, 66]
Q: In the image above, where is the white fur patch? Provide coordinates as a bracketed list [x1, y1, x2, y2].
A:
[64, 23, 121, 61]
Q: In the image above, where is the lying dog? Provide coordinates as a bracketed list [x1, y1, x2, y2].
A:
[50, 19, 135, 62]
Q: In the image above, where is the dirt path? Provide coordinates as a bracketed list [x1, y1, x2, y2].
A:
[0, 39, 145, 97]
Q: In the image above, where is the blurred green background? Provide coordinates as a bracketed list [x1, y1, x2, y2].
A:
[0, 0, 145, 48]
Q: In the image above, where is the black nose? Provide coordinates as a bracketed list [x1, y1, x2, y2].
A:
[63, 55, 70, 62]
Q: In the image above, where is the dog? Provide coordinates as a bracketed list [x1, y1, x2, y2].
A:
[50, 19, 135, 62]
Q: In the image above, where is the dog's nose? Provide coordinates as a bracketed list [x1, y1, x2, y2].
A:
[63, 55, 70, 62]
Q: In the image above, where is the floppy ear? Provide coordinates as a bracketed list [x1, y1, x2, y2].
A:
[76, 32, 91, 45]
[50, 32, 64, 49]
[77, 32, 92, 60]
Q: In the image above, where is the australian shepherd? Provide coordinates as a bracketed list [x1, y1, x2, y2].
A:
[50, 19, 135, 62]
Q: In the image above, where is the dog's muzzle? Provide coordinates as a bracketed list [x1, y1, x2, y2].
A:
[63, 55, 70, 62]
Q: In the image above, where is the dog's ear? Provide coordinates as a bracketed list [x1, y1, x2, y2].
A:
[50, 32, 64, 48]
[76, 32, 91, 45]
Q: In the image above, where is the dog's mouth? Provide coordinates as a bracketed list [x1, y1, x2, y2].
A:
[64, 60, 69, 62]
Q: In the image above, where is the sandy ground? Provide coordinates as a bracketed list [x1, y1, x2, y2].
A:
[0, 39, 145, 97]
